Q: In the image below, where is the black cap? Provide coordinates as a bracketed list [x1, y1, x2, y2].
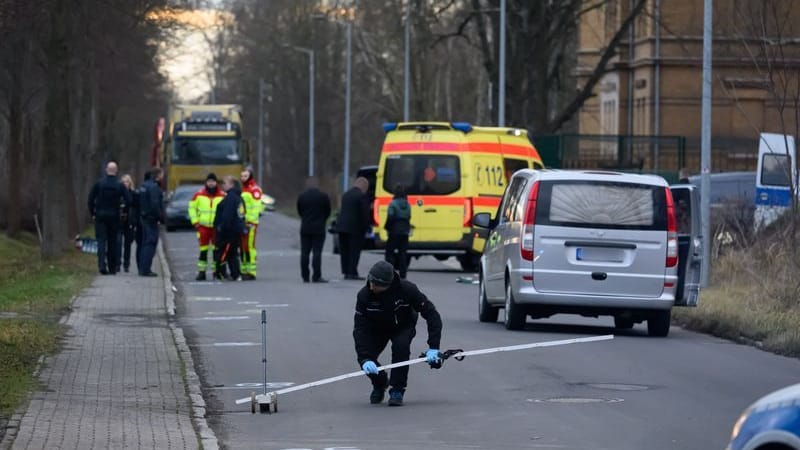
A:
[206, 173, 217, 181]
[368, 261, 395, 286]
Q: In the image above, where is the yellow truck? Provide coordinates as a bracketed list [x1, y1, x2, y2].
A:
[160, 104, 250, 192]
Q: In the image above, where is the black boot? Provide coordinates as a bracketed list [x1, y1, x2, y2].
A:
[370, 386, 386, 404]
[195, 271, 206, 281]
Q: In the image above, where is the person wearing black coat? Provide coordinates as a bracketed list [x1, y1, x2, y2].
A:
[87, 161, 130, 275]
[117, 174, 138, 273]
[296, 177, 332, 283]
[353, 261, 443, 406]
[338, 177, 371, 279]
[137, 167, 164, 277]
[214, 176, 246, 280]
[384, 184, 412, 279]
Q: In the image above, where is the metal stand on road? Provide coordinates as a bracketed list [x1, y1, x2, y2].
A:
[237, 334, 614, 413]
[250, 310, 278, 414]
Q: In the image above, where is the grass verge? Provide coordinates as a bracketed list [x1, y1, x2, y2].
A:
[673, 242, 800, 357]
[0, 233, 95, 418]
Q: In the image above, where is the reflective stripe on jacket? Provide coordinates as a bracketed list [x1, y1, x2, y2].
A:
[241, 179, 263, 225]
[188, 188, 225, 227]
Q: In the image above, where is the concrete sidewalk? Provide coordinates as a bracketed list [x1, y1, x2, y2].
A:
[1, 244, 216, 450]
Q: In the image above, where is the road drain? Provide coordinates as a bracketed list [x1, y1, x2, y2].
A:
[529, 397, 624, 404]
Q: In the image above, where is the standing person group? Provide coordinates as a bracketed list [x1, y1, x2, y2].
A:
[337, 177, 371, 280]
[88, 163, 164, 277]
[296, 177, 332, 283]
[214, 176, 247, 281]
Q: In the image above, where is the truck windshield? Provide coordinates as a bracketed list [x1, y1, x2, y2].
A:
[172, 137, 240, 165]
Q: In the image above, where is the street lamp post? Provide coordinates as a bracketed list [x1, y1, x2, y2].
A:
[343, 20, 352, 191]
[498, 0, 506, 126]
[258, 78, 265, 183]
[284, 45, 316, 178]
[403, 1, 411, 121]
[700, 0, 712, 286]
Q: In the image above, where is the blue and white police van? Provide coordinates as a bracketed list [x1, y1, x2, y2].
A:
[754, 133, 796, 231]
[727, 383, 800, 450]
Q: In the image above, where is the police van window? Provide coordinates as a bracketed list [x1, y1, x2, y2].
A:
[503, 158, 528, 182]
[499, 177, 527, 223]
[383, 155, 460, 195]
[671, 188, 692, 235]
[761, 154, 791, 187]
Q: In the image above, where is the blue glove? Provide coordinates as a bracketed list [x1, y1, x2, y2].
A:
[425, 349, 441, 364]
[361, 361, 378, 375]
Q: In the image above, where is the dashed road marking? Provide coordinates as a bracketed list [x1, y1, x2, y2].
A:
[188, 296, 233, 301]
[190, 342, 261, 347]
[208, 382, 295, 390]
[189, 316, 251, 321]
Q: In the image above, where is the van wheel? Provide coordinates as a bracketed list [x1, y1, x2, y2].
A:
[478, 274, 499, 323]
[504, 281, 526, 330]
[458, 254, 480, 272]
[614, 317, 634, 330]
[647, 310, 671, 337]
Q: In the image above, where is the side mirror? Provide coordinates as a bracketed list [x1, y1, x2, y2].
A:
[472, 212, 493, 229]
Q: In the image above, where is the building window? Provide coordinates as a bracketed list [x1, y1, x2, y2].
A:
[605, 0, 618, 38]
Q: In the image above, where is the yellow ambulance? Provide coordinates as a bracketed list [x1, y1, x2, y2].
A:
[373, 122, 544, 271]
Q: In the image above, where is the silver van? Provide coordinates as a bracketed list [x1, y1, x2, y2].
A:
[472, 170, 702, 336]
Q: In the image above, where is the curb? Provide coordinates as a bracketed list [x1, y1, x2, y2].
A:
[158, 240, 219, 450]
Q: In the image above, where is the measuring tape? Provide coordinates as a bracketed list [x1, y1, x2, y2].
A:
[235, 334, 613, 408]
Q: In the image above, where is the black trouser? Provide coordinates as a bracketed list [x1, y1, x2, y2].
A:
[215, 234, 241, 279]
[118, 223, 135, 271]
[95, 217, 120, 273]
[364, 325, 417, 390]
[138, 220, 159, 275]
[339, 232, 363, 277]
[300, 232, 326, 281]
[134, 221, 143, 272]
[385, 234, 409, 278]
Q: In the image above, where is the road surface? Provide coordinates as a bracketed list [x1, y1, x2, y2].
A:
[165, 212, 800, 450]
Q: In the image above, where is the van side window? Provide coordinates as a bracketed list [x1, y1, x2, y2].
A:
[760, 154, 792, 187]
[503, 158, 528, 183]
[500, 178, 527, 223]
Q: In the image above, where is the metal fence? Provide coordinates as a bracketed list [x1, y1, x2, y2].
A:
[533, 134, 759, 182]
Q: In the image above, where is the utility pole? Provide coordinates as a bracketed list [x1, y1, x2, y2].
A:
[308, 50, 315, 177]
[258, 78, 265, 184]
[403, 0, 411, 121]
[498, 0, 506, 126]
[343, 20, 352, 192]
[700, 0, 712, 287]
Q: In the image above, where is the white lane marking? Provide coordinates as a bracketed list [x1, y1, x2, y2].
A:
[208, 382, 295, 390]
[188, 296, 232, 301]
[238, 301, 259, 305]
[189, 316, 251, 321]
[190, 342, 260, 347]
[188, 281, 224, 286]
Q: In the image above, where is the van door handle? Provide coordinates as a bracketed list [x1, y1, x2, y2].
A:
[591, 272, 608, 281]
[424, 208, 437, 213]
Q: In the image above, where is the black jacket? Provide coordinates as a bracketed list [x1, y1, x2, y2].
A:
[384, 197, 411, 236]
[215, 187, 245, 238]
[353, 274, 443, 365]
[138, 179, 164, 223]
[337, 187, 370, 235]
[297, 187, 332, 235]
[88, 175, 129, 221]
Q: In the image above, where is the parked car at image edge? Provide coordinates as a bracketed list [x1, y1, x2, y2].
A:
[473, 169, 702, 336]
[726, 383, 800, 450]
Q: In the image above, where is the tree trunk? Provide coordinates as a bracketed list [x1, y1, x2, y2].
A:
[6, 46, 24, 238]
[40, 0, 72, 260]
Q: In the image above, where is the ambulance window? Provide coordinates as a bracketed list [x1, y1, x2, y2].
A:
[384, 155, 461, 195]
[532, 160, 545, 170]
[761, 154, 791, 187]
[503, 158, 528, 182]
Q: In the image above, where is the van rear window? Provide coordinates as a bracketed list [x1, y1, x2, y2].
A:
[383, 155, 460, 195]
[535, 180, 667, 231]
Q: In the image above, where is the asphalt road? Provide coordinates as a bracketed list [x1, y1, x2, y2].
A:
[166, 212, 800, 450]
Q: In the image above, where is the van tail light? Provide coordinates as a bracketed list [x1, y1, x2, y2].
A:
[372, 199, 380, 227]
[463, 198, 473, 227]
[520, 181, 540, 261]
[665, 187, 678, 267]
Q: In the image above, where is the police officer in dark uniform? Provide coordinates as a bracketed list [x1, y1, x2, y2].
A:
[353, 260, 443, 406]
[87, 161, 129, 275]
